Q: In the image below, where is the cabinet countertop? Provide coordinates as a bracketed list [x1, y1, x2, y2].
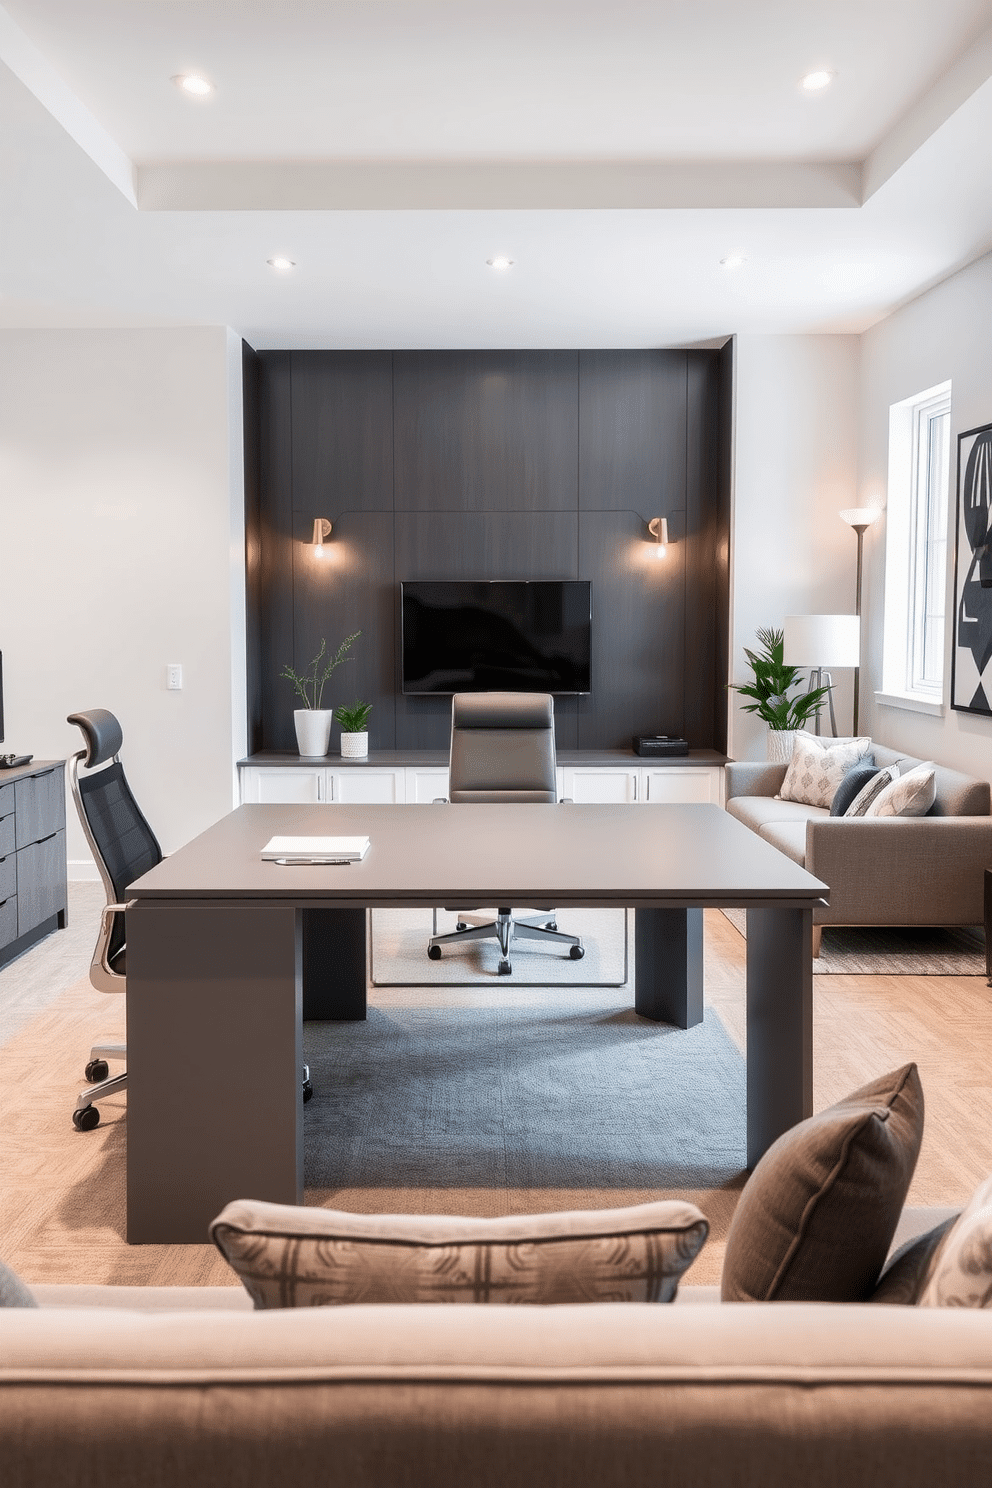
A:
[239, 749, 729, 769]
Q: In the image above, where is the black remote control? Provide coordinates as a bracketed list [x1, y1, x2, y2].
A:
[0, 753, 32, 768]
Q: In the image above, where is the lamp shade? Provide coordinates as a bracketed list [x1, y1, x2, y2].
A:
[783, 614, 861, 668]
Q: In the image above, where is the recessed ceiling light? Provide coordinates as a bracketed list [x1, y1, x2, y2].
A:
[266, 257, 296, 272]
[801, 70, 834, 91]
[172, 73, 213, 97]
[486, 257, 514, 271]
[720, 254, 746, 270]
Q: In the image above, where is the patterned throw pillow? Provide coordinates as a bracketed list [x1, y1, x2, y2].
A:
[829, 759, 879, 816]
[210, 1199, 709, 1308]
[865, 763, 937, 818]
[918, 1173, 992, 1308]
[844, 764, 900, 817]
[777, 733, 873, 809]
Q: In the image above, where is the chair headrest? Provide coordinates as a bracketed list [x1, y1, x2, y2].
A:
[67, 709, 124, 768]
[451, 693, 554, 730]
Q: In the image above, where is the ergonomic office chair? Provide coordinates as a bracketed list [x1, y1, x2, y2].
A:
[66, 708, 314, 1130]
[427, 692, 584, 976]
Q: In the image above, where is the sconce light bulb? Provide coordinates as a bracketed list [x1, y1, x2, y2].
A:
[656, 543, 667, 559]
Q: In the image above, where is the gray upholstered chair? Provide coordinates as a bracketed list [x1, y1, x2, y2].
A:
[427, 692, 584, 975]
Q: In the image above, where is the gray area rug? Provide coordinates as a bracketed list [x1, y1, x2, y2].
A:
[303, 999, 746, 1195]
[370, 907, 628, 986]
[720, 908, 986, 975]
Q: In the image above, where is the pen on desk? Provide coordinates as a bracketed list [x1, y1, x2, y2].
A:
[272, 857, 353, 866]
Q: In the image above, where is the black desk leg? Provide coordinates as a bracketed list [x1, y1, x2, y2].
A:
[745, 906, 813, 1168]
[302, 908, 368, 1020]
[634, 908, 704, 1027]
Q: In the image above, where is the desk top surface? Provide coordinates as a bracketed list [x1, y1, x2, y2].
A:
[130, 803, 826, 910]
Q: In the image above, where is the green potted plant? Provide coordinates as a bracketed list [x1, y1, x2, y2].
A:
[730, 626, 830, 761]
[335, 699, 373, 759]
[281, 633, 360, 757]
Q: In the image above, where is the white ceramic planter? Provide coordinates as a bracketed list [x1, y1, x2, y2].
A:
[340, 731, 369, 759]
[294, 709, 333, 757]
[767, 728, 797, 764]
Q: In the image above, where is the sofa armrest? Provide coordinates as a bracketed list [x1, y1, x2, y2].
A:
[806, 815, 992, 925]
[725, 761, 788, 802]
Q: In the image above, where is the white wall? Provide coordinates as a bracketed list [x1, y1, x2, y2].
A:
[858, 249, 992, 780]
[730, 334, 861, 759]
[0, 327, 246, 876]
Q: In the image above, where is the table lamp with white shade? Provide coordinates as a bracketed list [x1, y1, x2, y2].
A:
[783, 614, 861, 736]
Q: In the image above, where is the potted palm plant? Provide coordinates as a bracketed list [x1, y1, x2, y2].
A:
[730, 626, 830, 761]
[281, 633, 360, 756]
[335, 699, 373, 759]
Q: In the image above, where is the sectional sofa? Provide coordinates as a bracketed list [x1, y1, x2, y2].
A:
[725, 743, 991, 953]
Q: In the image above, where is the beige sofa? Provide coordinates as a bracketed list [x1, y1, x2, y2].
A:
[725, 745, 991, 954]
[4, 1209, 991, 1488]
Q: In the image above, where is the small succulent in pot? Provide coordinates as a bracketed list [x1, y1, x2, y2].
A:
[334, 700, 373, 734]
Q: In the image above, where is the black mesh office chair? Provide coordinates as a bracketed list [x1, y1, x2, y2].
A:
[66, 709, 315, 1130]
[427, 692, 584, 975]
[66, 709, 160, 1130]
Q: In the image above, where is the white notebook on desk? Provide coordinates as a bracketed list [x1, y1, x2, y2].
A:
[261, 835, 370, 863]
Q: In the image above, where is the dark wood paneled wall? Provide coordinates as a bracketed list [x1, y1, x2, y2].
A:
[244, 347, 732, 754]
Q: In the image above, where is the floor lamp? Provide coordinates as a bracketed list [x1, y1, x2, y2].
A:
[783, 614, 862, 736]
[839, 507, 882, 734]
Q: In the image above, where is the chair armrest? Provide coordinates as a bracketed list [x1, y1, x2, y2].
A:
[725, 761, 788, 802]
[88, 901, 133, 995]
[806, 815, 992, 925]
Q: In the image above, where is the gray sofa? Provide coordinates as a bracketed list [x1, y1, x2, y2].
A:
[3, 1205, 990, 1488]
[726, 745, 992, 954]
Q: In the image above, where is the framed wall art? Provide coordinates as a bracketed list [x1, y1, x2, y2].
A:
[951, 420, 992, 715]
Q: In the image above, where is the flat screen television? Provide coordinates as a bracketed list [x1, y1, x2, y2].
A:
[401, 580, 592, 696]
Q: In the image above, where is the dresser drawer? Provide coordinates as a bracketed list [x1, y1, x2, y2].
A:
[0, 811, 14, 858]
[0, 894, 16, 950]
[15, 768, 65, 847]
[0, 851, 16, 902]
[0, 781, 12, 817]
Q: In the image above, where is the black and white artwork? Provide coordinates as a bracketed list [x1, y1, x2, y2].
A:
[952, 421, 992, 715]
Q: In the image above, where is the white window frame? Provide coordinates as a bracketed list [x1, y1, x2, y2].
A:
[878, 381, 952, 716]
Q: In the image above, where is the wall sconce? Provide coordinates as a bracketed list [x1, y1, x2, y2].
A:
[648, 517, 669, 559]
[312, 518, 332, 558]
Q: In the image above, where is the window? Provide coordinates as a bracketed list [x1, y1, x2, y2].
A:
[880, 381, 952, 713]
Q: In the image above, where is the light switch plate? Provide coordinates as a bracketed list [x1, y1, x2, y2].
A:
[166, 664, 183, 690]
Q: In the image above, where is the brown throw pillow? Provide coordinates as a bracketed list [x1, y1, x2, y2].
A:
[210, 1199, 709, 1309]
[721, 1064, 924, 1302]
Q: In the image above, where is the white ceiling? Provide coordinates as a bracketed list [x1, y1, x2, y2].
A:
[1, 0, 991, 348]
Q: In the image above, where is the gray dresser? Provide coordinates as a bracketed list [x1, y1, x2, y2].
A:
[0, 759, 67, 969]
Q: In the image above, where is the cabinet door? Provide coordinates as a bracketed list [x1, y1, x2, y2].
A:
[406, 768, 450, 803]
[14, 768, 64, 847]
[561, 768, 638, 803]
[642, 767, 721, 805]
[331, 769, 406, 805]
[241, 768, 325, 804]
[16, 830, 66, 936]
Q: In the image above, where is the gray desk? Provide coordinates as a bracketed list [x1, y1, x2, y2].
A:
[125, 802, 827, 1243]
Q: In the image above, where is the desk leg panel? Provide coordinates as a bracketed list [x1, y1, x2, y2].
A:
[634, 909, 704, 1027]
[302, 908, 367, 1021]
[126, 901, 303, 1244]
[745, 907, 813, 1168]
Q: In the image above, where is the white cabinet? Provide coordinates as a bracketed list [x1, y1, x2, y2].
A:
[240, 759, 725, 809]
[241, 767, 325, 804]
[642, 767, 723, 807]
[330, 769, 406, 804]
[561, 767, 639, 803]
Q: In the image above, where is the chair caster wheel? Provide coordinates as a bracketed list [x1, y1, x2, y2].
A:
[497, 960, 511, 975]
[428, 944, 442, 960]
[456, 921, 468, 931]
[302, 1078, 313, 1104]
[569, 944, 585, 960]
[73, 1105, 100, 1132]
[85, 1059, 109, 1083]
